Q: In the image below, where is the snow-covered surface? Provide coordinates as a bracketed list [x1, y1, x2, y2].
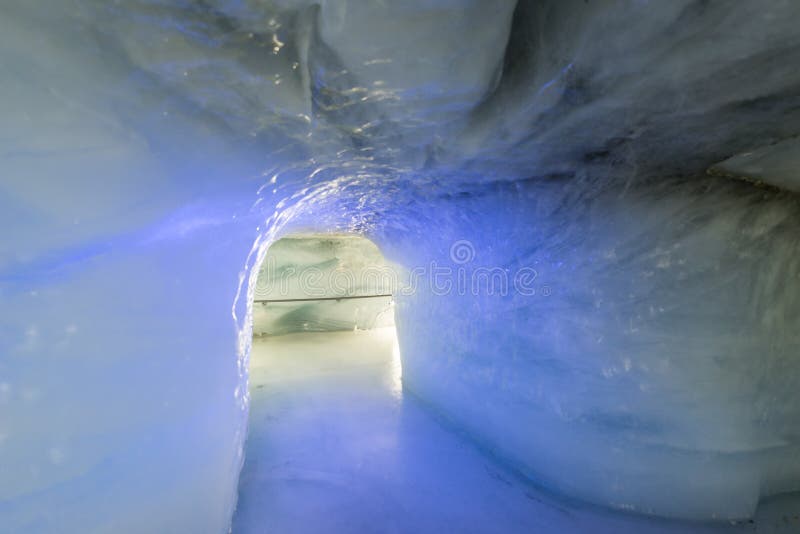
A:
[234, 329, 798, 533]
[1, 0, 800, 531]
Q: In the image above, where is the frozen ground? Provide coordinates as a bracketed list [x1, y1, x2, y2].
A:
[232, 329, 797, 534]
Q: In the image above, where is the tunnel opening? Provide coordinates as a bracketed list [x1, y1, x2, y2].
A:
[249, 234, 397, 338]
[233, 233, 403, 531]
[4, 2, 800, 532]
[229, 230, 800, 534]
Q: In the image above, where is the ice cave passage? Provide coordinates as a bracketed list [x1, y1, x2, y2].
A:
[234, 235, 797, 534]
[2, 1, 800, 533]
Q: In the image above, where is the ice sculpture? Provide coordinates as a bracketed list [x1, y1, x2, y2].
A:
[1, 0, 800, 531]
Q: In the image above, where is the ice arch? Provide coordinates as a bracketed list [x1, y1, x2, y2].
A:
[1, 0, 800, 532]
[251, 234, 395, 336]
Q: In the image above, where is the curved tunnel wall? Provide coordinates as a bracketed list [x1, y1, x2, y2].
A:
[2, 0, 800, 532]
[380, 177, 800, 520]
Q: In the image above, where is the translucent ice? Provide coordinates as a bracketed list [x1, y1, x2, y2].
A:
[2, 0, 800, 531]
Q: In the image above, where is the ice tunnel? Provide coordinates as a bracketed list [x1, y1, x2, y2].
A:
[2, 1, 800, 532]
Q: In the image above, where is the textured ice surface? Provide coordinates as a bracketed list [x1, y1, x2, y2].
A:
[2, 0, 800, 531]
[235, 329, 790, 533]
[252, 235, 394, 335]
[387, 178, 800, 519]
[710, 137, 800, 193]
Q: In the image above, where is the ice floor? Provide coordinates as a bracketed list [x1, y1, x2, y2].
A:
[231, 328, 797, 533]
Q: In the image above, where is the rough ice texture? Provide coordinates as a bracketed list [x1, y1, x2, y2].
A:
[386, 176, 800, 520]
[2, 0, 800, 531]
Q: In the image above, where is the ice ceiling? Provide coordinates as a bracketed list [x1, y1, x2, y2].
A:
[2, 1, 800, 531]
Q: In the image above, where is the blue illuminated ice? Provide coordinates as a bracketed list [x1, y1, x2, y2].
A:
[1, 0, 800, 532]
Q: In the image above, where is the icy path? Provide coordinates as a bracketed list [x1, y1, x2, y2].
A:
[231, 329, 790, 534]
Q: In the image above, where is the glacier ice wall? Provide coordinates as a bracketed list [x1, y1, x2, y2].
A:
[2, 0, 800, 531]
[0, 4, 267, 531]
[385, 176, 800, 519]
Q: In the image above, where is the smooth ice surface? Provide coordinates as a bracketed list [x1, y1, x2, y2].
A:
[2, 0, 800, 530]
[234, 328, 796, 533]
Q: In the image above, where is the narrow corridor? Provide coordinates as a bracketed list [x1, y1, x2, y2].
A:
[231, 329, 771, 534]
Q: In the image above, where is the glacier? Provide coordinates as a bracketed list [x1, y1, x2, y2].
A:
[1, 0, 800, 532]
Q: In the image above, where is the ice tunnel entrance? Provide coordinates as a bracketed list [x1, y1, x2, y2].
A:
[230, 234, 800, 534]
[250, 234, 397, 337]
[233, 234, 403, 531]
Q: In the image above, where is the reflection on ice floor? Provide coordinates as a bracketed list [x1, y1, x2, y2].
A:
[232, 329, 789, 534]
